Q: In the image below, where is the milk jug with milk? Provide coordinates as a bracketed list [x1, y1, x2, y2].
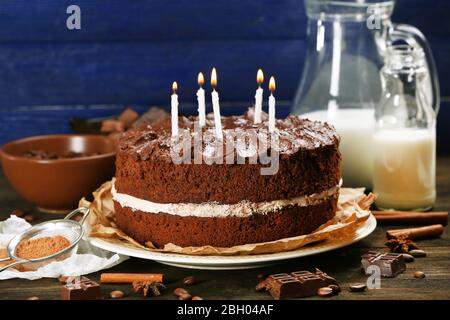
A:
[292, 0, 439, 192]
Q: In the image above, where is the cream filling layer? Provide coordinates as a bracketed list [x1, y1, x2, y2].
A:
[112, 183, 340, 218]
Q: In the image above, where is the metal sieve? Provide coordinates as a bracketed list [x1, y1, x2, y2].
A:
[0, 207, 89, 272]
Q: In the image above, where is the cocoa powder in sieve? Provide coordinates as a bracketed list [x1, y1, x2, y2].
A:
[15, 236, 71, 260]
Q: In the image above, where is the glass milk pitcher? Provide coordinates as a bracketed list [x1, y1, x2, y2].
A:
[291, 0, 440, 189]
[374, 45, 438, 211]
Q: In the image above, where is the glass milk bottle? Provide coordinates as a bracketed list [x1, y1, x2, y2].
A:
[374, 45, 439, 211]
[292, 0, 439, 189]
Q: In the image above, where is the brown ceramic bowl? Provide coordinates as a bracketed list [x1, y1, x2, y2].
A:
[0, 134, 116, 213]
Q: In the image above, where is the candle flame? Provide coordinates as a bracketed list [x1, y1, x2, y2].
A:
[269, 76, 276, 92]
[198, 72, 205, 87]
[211, 67, 217, 88]
[257, 69, 264, 85]
[172, 81, 178, 93]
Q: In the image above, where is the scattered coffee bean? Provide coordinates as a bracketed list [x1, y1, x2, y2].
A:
[192, 296, 204, 300]
[401, 253, 415, 262]
[257, 273, 266, 280]
[174, 287, 189, 297]
[27, 296, 39, 300]
[414, 271, 426, 279]
[24, 214, 34, 222]
[317, 287, 334, 297]
[409, 249, 427, 258]
[328, 284, 341, 294]
[73, 214, 83, 222]
[349, 283, 366, 292]
[110, 290, 125, 299]
[179, 293, 192, 300]
[183, 276, 196, 286]
[11, 209, 26, 218]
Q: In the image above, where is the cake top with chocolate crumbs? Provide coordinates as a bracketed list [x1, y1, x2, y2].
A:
[118, 109, 340, 161]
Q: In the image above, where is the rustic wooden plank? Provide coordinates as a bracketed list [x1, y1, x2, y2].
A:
[0, 158, 449, 300]
[0, 40, 448, 109]
[0, 0, 307, 42]
[2, 242, 449, 300]
[1, 39, 449, 109]
[0, 0, 448, 43]
[0, 40, 307, 108]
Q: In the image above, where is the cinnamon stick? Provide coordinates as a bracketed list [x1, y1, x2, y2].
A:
[386, 224, 444, 240]
[373, 211, 448, 225]
[100, 273, 165, 284]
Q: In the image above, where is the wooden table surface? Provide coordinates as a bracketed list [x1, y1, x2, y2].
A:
[0, 158, 449, 300]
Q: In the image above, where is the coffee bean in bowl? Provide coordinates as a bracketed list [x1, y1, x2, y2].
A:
[23, 149, 101, 160]
[0, 134, 116, 213]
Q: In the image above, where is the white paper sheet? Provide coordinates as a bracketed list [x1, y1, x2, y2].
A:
[0, 215, 128, 280]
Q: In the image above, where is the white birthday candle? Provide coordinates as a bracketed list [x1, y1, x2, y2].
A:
[171, 81, 179, 137]
[210, 68, 223, 140]
[254, 69, 264, 124]
[197, 72, 206, 127]
[268, 76, 276, 133]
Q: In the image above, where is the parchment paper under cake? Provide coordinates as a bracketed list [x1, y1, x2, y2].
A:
[80, 180, 375, 256]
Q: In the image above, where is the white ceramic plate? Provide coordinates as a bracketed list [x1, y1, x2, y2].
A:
[88, 214, 376, 270]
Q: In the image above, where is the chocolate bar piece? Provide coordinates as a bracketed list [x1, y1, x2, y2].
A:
[262, 273, 302, 300]
[61, 276, 102, 300]
[257, 269, 339, 299]
[361, 251, 406, 278]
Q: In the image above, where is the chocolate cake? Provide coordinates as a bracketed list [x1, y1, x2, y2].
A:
[113, 110, 341, 248]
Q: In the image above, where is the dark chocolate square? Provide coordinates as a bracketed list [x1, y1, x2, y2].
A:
[361, 251, 406, 277]
[61, 277, 102, 300]
[260, 269, 339, 299]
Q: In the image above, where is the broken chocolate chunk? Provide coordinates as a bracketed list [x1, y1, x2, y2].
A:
[361, 251, 406, 278]
[256, 269, 339, 299]
[118, 107, 139, 129]
[61, 276, 102, 300]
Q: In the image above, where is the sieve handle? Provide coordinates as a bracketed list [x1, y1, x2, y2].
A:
[0, 260, 27, 273]
[64, 207, 90, 225]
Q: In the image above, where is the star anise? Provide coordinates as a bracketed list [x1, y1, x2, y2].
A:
[132, 281, 166, 297]
[384, 235, 419, 253]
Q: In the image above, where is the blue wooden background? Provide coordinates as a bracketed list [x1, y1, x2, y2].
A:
[0, 0, 449, 153]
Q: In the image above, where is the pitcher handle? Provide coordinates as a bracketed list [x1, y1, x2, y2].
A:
[389, 23, 440, 115]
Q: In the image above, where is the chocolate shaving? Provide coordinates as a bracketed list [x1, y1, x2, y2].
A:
[119, 110, 340, 162]
[24, 149, 100, 159]
[255, 279, 269, 292]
